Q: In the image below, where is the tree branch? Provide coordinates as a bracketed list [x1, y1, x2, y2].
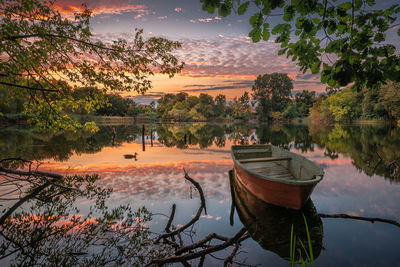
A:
[0, 81, 57, 92]
[155, 169, 207, 243]
[319, 213, 400, 227]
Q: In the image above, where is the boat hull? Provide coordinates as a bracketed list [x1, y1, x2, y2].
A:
[230, 169, 323, 261]
[234, 163, 317, 210]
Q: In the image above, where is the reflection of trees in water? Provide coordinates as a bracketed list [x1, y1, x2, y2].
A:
[1, 159, 399, 266]
[0, 126, 142, 162]
[310, 124, 400, 181]
[157, 123, 229, 148]
[0, 160, 169, 266]
[1, 123, 399, 181]
[0, 161, 250, 266]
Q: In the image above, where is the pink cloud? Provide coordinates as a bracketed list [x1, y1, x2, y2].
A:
[53, 0, 149, 17]
[174, 36, 325, 92]
[198, 18, 213, 22]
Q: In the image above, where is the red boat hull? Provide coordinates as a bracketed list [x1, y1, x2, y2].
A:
[234, 164, 317, 210]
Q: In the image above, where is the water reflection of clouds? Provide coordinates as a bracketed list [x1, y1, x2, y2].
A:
[41, 146, 400, 221]
[315, 163, 400, 220]
[42, 160, 233, 202]
[296, 147, 400, 220]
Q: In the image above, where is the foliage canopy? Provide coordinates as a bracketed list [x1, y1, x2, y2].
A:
[252, 72, 293, 118]
[200, 0, 400, 90]
[0, 0, 183, 130]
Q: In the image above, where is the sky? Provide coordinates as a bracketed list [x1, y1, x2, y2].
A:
[53, 0, 400, 103]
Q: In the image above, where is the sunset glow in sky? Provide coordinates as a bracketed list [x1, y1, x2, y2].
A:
[54, 0, 400, 101]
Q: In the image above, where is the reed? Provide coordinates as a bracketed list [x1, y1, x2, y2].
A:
[289, 212, 315, 267]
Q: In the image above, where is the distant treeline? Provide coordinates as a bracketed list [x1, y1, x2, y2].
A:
[0, 86, 156, 119]
[1, 74, 399, 123]
[310, 82, 400, 123]
[156, 92, 254, 121]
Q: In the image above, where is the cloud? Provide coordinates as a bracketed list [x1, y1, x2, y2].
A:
[39, 160, 234, 201]
[181, 85, 247, 92]
[174, 7, 182, 12]
[53, 0, 149, 17]
[175, 35, 324, 92]
[158, 16, 168, 20]
[198, 18, 213, 22]
[196, 16, 223, 23]
[176, 35, 288, 78]
[130, 92, 165, 104]
[180, 80, 254, 94]
[198, 18, 213, 23]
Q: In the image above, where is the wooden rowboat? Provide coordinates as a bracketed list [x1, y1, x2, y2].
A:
[229, 170, 323, 261]
[231, 144, 323, 210]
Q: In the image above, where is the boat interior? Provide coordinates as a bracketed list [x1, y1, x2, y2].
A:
[232, 145, 322, 181]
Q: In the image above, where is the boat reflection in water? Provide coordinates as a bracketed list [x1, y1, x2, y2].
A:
[229, 170, 323, 262]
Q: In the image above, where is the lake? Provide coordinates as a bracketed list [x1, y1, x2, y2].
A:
[1, 122, 399, 266]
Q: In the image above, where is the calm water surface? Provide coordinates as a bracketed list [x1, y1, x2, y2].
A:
[1, 123, 399, 266]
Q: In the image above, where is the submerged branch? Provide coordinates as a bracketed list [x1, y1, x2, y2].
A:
[150, 228, 248, 265]
[150, 170, 250, 266]
[155, 169, 207, 243]
[319, 213, 400, 228]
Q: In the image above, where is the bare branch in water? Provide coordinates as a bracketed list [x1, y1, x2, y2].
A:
[155, 169, 207, 243]
[319, 213, 400, 228]
[150, 169, 250, 266]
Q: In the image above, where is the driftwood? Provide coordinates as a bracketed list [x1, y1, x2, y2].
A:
[150, 169, 250, 266]
[155, 170, 207, 243]
[319, 213, 400, 228]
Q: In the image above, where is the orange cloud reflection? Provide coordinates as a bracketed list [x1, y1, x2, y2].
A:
[38, 160, 234, 201]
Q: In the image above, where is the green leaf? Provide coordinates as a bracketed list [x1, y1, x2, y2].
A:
[313, 18, 321, 24]
[338, 2, 352, 10]
[311, 61, 321, 74]
[354, 0, 363, 10]
[374, 32, 386, 42]
[219, 1, 232, 17]
[262, 23, 270, 41]
[249, 28, 262, 42]
[249, 12, 263, 27]
[366, 0, 375, 7]
[328, 78, 336, 87]
[327, 20, 337, 35]
[278, 47, 288, 56]
[237, 1, 249, 15]
[283, 5, 295, 22]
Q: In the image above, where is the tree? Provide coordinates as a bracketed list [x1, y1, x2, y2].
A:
[360, 86, 386, 120]
[283, 102, 299, 119]
[239, 91, 250, 108]
[214, 94, 226, 116]
[229, 97, 243, 119]
[325, 88, 359, 121]
[309, 95, 334, 124]
[379, 81, 400, 120]
[200, 0, 400, 90]
[295, 90, 316, 117]
[252, 73, 293, 119]
[0, 0, 183, 131]
[195, 93, 215, 119]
